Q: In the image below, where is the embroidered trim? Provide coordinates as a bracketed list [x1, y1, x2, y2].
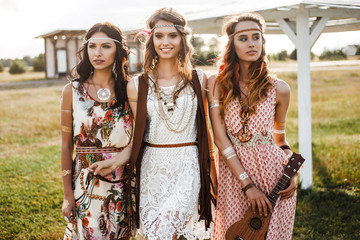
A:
[228, 130, 275, 147]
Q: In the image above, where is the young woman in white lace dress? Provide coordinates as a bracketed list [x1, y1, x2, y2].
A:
[127, 8, 215, 240]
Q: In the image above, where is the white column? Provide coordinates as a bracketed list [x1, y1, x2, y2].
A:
[296, 5, 313, 189]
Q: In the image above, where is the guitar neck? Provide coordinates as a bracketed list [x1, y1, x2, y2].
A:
[267, 174, 291, 207]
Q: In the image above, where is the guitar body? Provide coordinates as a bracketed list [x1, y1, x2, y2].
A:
[225, 152, 305, 240]
[225, 207, 271, 240]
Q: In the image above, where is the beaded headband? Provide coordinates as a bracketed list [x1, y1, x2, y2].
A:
[86, 37, 121, 44]
[151, 24, 184, 32]
[228, 28, 262, 39]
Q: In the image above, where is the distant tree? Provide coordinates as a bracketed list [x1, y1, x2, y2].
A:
[319, 49, 347, 60]
[278, 50, 288, 61]
[191, 35, 205, 53]
[9, 59, 26, 74]
[193, 53, 207, 66]
[0, 58, 12, 67]
[33, 53, 45, 72]
[206, 51, 218, 62]
[267, 53, 278, 61]
[289, 49, 297, 60]
[0, 62, 4, 72]
[289, 49, 315, 60]
[356, 45, 360, 55]
[22, 56, 33, 66]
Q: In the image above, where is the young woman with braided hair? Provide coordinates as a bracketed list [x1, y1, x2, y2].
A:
[208, 13, 298, 240]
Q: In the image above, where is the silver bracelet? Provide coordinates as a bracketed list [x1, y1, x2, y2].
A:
[225, 153, 237, 160]
[222, 146, 234, 156]
[239, 172, 249, 180]
[273, 129, 286, 134]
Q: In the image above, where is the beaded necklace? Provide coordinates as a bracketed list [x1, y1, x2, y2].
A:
[153, 78, 195, 133]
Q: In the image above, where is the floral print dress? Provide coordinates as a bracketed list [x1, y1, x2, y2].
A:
[64, 81, 133, 240]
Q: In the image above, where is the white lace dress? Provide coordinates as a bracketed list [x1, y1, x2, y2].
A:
[133, 69, 211, 240]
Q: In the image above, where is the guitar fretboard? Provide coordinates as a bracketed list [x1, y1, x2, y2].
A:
[267, 174, 290, 207]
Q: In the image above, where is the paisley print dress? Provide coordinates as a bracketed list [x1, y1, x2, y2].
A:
[213, 78, 297, 240]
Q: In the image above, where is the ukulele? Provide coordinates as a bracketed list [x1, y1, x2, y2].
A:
[225, 152, 305, 240]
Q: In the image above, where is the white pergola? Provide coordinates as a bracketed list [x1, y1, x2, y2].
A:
[185, 0, 360, 189]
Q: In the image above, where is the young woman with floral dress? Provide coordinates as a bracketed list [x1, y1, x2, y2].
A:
[61, 22, 133, 240]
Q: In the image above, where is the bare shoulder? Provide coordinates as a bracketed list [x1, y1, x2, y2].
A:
[127, 76, 138, 99]
[62, 82, 73, 98]
[207, 74, 218, 89]
[276, 79, 290, 96]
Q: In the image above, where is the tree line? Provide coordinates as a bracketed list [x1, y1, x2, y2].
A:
[0, 53, 45, 74]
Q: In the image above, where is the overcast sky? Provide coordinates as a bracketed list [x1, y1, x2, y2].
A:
[1, 0, 360, 59]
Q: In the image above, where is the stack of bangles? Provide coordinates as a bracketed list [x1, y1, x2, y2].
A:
[221, 146, 255, 194]
[221, 146, 237, 160]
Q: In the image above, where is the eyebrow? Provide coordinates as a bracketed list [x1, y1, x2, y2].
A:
[238, 32, 261, 37]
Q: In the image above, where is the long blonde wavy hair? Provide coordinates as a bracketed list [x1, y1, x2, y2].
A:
[217, 13, 273, 116]
[143, 8, 194, 95]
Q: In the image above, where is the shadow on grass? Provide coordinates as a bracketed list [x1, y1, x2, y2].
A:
[294, 188, 360, 240]
[312, 142, 335, 188]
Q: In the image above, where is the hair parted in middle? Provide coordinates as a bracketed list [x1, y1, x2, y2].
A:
[143, 7, 194, 83]
[70, 22, 130, 109]
[217, 12, 273, 116]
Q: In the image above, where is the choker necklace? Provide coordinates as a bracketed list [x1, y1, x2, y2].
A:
[97, 88, 111, 101]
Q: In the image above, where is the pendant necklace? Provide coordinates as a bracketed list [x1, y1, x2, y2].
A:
[237, 91, 252, 142]
[97, 88, 111, 101]
[90, 76, 111, 101]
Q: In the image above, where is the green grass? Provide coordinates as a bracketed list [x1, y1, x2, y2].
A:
[0, 69, 359, 239]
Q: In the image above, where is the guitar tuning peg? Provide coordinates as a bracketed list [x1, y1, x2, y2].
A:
[293, 169, 296, 172]
[287, 165, 290, 168]
[290, 157, 294, 161]
[298, 162, 301, 165]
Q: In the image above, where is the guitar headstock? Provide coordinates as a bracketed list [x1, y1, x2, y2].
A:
[284, 152, 305, 178]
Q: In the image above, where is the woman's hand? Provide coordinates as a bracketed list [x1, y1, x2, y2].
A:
[245, 186, 273, 217]
[62, 195, 76, 224]
[87, 158, 117, 177]
[279, 173, 298, 199]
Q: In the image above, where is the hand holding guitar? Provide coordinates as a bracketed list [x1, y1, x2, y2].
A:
[278, 173, 299, 199]
[244, 186, 273, 217]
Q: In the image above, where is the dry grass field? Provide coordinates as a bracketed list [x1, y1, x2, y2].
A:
[0, 66, 359, 239]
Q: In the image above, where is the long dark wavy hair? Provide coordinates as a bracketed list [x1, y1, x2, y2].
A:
[217, 13, 273, 116]
[143, 8, 194, 99]
[70, 22, 130, 109]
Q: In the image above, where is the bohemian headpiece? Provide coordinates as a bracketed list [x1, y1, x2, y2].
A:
[86, 37, 122, 44]
[134, 24, 187, 41]
[151, 24, 184, 32]
[228, 28, 262, 39]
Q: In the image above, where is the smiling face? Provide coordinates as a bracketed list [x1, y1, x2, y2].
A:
[233, 21, 263, 64]
[152, 20, 182, 61]
[87, 32, 117, 71]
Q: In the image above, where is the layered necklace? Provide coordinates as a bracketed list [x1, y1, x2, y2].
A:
[237, 86, 252, 142]
[153, 76, 195, 133]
